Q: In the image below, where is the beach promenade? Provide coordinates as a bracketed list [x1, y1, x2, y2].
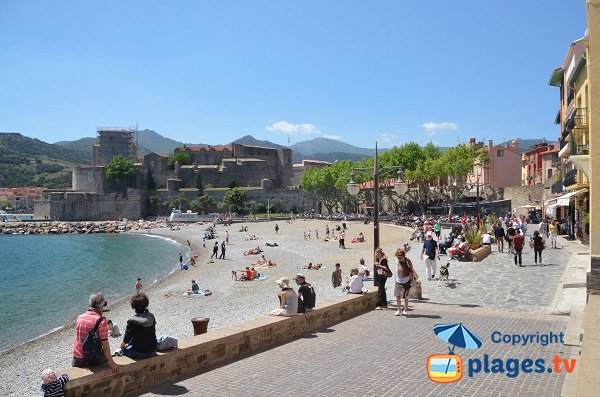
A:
[0, 219, 410, 396]
[129, 232, 581, 397]
[0, 219, 583, 396]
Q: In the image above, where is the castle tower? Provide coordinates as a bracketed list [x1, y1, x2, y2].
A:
[92, 127, 137, 166]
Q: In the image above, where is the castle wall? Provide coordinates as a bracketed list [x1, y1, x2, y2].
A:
[73, 166, 106, 192]
[35, 190, 143, 221]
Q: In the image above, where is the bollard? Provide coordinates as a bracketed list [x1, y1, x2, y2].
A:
[191, 317, 210, 335]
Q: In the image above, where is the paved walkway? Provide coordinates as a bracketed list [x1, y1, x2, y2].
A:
[405, 231, 572, 313]
[130, 304, 574, 397]
[130, 230, 585, 397]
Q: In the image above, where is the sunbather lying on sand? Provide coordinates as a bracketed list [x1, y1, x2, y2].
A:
[303, 262, 322, 270]
[265, 242, 279, 247]
[255, 260, 276, 269]
[244, 234, 259, 241]
[243, 246, 263, 256]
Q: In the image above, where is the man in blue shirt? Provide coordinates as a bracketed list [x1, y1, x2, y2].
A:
[420, 232, 439, 281]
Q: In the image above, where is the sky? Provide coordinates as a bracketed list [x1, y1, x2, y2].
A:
[0, 1, 587, 148]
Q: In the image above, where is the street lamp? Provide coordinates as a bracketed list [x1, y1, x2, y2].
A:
[346, 142, 408, 286]
[462, 165, 483, 230]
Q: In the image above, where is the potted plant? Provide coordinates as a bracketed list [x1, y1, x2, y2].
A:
[464, 226, 483, 249]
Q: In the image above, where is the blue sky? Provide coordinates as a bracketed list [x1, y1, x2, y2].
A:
[0, 1, 587, 148]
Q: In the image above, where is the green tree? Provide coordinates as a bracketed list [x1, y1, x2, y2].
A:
[190, 195, 217, 213]
[147, 171, 156, 190]
[227, 180, 237, 189]
[300, 161, 353, 214]
[105, 155, 136, 182]
[167, 152, 192, 169]
[169, 194, 189, 211]
[195, 170, 203, 193]
[223, 188, 249, 213]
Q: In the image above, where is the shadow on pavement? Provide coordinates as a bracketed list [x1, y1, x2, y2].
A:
[405, 313, 442, 319]
[127, 385, 188, 396]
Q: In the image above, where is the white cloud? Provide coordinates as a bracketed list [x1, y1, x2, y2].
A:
[323, 134, 342, 140]
[380, 133, 395, 143]
[422, 121, 458, 135]
[266, 121, 320, 135]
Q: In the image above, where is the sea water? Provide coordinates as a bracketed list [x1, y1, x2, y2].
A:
[0, 233, 183, 352]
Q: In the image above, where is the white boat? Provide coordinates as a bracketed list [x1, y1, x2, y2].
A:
[0, 210, 31, 222]
[169, 209, 200, 222]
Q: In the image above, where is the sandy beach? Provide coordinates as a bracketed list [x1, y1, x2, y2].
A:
[0, 219, 412, 396]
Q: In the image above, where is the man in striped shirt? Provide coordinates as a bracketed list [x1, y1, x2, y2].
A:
[71, 292, 120, 373]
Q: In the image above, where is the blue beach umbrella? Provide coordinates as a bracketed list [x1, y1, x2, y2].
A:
[433, 323, 483, 351]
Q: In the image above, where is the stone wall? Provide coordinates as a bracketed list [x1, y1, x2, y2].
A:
[503, 184, 545, 213]
[61, 292, 377, 397]
[35, 190, 144, 221]
[72, 166, 106, 193]
[203, 188, 316, 213]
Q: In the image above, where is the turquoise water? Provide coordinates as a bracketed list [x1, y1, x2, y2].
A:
[0, 233, 183, 352]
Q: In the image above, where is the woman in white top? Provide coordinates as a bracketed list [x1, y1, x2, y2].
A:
[394, 249, 414, 316]
[270, 277, 298, 316]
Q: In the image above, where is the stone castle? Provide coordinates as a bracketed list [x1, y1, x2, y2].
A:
[35, 128, 322, 221]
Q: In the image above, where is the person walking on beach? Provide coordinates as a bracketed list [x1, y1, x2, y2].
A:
[225, 230, 229, 245]
[339, 229, 346, 249]
[332, 263, 342, 288]
[325, 224, 330, 238]
[420, 232, 438, 281]
[135, 278, 142, 294]
[179, 252, 183, 266]
[274, 224, 279, 234]
[211, 242, 219, 259]
[219, 241, 226, 259]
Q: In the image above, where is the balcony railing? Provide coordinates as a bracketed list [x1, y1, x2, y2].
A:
[559, 135, 569, 150]
[575, 107, 588, 126]
[572, 143, 589, 156]
[551, 179, 564, 194]
[563, 169, 578, 187]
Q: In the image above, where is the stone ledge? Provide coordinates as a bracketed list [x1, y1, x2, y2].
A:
[62, 291, 377, 397]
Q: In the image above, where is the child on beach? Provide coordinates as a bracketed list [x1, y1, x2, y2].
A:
[135, 278, 142, 294]
[108, 319, 121, 338]
[41, 368, 69, 397]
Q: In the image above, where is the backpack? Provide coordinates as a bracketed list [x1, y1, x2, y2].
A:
[83, 316, 104, 361]
[156, 335, 178, 351]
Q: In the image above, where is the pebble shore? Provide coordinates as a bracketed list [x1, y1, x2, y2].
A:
[0, 219, 172, 235]
[0, 219, 411, 396]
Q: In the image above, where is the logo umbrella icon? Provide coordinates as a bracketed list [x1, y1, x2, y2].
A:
[427, 323, 483, 383]
[434, 323, 483, 353]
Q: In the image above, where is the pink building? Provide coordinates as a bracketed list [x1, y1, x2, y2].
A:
[466, 139, 522, 188]
[523, 142, 557, 185]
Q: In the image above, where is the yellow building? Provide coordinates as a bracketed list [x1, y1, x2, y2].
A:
[548, 36, 590, 241]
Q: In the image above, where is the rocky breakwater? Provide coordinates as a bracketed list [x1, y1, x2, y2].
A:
[0, 220, 173, 235]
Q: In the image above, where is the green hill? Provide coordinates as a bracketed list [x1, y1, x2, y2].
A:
[0, 132, 90, 188]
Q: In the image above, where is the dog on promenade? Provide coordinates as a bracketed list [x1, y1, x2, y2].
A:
[437, 262, 451, 287]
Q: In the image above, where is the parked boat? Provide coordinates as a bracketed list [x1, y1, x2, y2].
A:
[169, 209, 200, 222]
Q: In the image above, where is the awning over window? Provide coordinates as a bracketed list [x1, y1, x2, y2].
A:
[549, 67, 564, 87]
[546, 203, 559, 215]
[554, 189, 588, 206]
